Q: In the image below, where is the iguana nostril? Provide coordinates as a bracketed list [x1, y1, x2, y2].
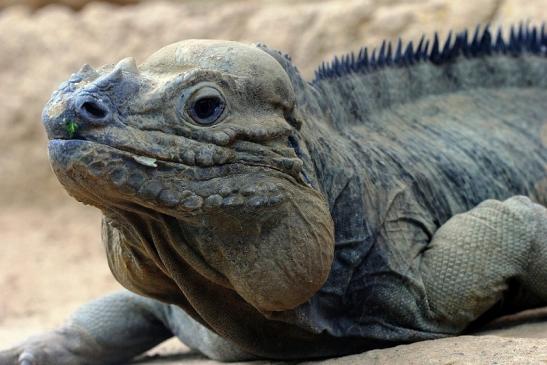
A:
[76, 96, 110, 124]
[82, 101, 107, 119]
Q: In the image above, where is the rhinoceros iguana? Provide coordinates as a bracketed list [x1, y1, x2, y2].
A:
[1, 24, 547, 365]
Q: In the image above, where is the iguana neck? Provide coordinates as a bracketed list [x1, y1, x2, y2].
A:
[311, 54, 547, 129]
[306, 24, 546, 127]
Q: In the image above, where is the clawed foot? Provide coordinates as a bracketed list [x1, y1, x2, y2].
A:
[0, 329, 99, 365]
[17, 353, 39, 365]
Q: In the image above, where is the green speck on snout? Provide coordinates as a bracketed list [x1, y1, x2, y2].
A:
[65, 120, 79, 138]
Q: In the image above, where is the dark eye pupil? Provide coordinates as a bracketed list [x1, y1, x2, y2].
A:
[193, 97, 220, 119]
[184, 88, 226, 126]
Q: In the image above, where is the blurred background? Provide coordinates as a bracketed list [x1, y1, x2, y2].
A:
[0, 0, 545, 357]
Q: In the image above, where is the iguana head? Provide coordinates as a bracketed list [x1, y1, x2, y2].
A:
[43, 40, 334, 315]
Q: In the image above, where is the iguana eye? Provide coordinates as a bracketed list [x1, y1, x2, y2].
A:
[185, 86, 226, 126]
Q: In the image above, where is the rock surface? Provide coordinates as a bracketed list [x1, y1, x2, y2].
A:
[311, 336, 547, 365]
[1, 0, 547, 364]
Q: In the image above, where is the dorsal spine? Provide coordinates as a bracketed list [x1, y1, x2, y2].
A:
[313, 24, 547, 82]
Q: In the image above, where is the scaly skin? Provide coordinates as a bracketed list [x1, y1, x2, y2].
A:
[1, 27, 547, 364]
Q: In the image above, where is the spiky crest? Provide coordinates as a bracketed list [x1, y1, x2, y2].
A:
[313, 24, 547, 82]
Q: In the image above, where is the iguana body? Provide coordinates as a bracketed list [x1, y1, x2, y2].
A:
[1, 25, 547, 364]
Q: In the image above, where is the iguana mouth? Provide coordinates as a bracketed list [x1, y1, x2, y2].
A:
[52, 136, 167, 168]
[49, 136, 301, 182]
[48, 138, 293, 215]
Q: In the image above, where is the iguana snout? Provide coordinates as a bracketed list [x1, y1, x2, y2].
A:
[43, 40, 335, 314]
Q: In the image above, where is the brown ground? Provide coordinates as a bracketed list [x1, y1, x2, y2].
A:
[1, 0, 547, 364]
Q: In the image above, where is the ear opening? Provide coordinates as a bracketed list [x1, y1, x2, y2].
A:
[283, 106, 303, 130]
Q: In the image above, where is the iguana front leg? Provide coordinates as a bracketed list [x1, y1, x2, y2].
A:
[420, 196, 547, 332]
[0, 291, 173, 365]
[0, 290, 250, 365]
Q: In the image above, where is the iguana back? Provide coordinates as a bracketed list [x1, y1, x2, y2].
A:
[295, 26, 547, 234]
